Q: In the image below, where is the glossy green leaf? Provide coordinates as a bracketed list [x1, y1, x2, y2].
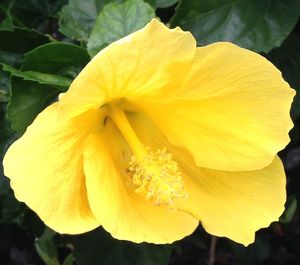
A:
[2, 64, 71, 88]
[171, 0, 300, 52]
[7, 77, 60, 133]
[22, 42, 90, 79]
[4, 42, 88, 134]
[71, 228, 171, 265]
[87, 0, 155, 56]
[58, 0, 122, 41]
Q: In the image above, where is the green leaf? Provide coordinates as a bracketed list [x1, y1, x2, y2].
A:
[59, 0, 121, 41]
[10, 0, 68, 31]
[7, 77, 60, 133]
[35, 228, 60, 265]
[21, 42, 90, 79]
[70, 228, 171, 265]
[156, 0, 178, 8]
[0, 2, 14, 30]
[0, 50, 23, 67]
[0, 27, 50, 66]
[5, 42, 89, 134]
[2, 63, 72, 88]
[87, 0, 155, 56]
[171, 0, 300, 52]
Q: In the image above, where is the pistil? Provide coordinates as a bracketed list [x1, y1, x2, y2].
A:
[109, 105, 186, 208]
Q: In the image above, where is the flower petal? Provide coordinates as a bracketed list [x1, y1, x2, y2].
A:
[138, 42, 295, 171]
[179, 156, 286, 246]
[59, 19, 196, 118]
[128, 112, 286, 245]
[83, 120, 198, 244]
[3, 103, 102, 234]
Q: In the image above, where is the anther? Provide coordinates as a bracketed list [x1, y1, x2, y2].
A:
[128, 147, 187, 209]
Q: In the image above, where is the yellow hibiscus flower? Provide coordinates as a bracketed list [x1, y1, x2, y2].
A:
[3, 19, 295, 246]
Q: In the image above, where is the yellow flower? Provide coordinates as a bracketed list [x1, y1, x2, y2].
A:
[3, 19, 295, 246]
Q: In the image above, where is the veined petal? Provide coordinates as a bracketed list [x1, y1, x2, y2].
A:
[139, 42, 295, 171]
[3, 103, 102, 234]
[83, 120, 198, 244]
[128, 113, 286, 245]
[179, 156, 286, 246]
[59, 19, 196, 118]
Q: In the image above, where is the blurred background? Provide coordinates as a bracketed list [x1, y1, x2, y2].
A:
[0, 0, 300, 264]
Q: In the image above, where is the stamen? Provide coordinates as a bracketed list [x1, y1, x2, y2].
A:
[129, 147, 187, 209]
[108, 105, 187, 209]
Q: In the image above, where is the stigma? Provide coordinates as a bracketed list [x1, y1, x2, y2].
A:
[129, 147, 186, 208]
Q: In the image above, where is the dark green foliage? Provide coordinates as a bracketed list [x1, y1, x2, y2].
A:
[171, 0, 300, 52]
[0, 0, 300, 265]
[266, 33, 300, 120]
[68, 228, 171, 265]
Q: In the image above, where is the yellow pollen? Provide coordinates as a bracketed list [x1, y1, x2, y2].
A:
[108, 105, 186, 208]
[129, 147, 186, 208]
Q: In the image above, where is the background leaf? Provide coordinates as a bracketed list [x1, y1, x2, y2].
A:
[0, 1, 14, 30]
[87, 0, 155, 56]
[35, 228, 60, 265]
[266, 33, 300, 120]
[171, 0, 300, 52]
[2, 64, 72, 88]
[9, 0, 68, 32]
[58, 0, 121, 41]
[0, 28, 50, 67]
[5, 42, 90, 134]
[156, 0, 178, 8]
[7, 77, 60, 134]
[69, 228, 172, 265]
[21, 42, 90, 79]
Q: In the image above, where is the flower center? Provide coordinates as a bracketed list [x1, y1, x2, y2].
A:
[109, 105, 186, 208]
[129, 147, 186, 208]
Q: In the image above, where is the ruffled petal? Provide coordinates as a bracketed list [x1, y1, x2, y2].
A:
[128, 112, 286, 245]
[83, 120, 198, 244]
[59, 19, 196, 118]
[179, 156, 286, 246]
[3, 103, 102, 234]
[138, 42, 295, 171]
